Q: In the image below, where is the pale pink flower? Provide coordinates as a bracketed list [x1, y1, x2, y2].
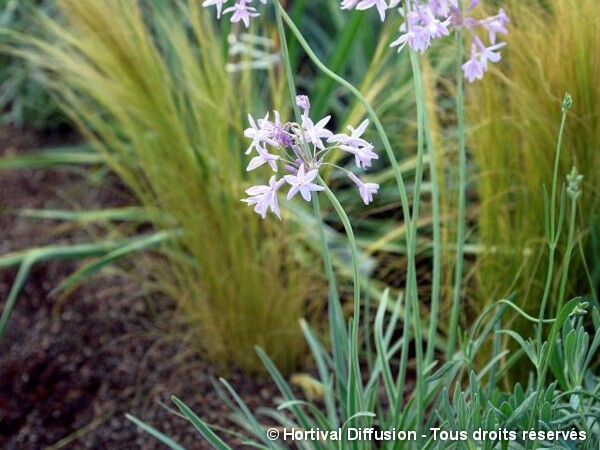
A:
[482, 8, 509, 44]
[244, 113, 279, 154]
[301, 115, 334, 150]
[242, 176, 286, 219]
[223, 0, 259, 28]
[355, 0, 389, 22]
[390, 5, 450, 53]
[348, 172, 379, 205]
[284, 165, 325, 201]
[462, 44, 485, 82]
[202, 0, 228, 18]
[474, 36, 505, 70]
[329, 119, 378, 169]
[246, 144, 280, 172]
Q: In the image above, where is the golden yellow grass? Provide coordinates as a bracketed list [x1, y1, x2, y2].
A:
[16, 0, 323, 373]
[467, 0, 599, 318]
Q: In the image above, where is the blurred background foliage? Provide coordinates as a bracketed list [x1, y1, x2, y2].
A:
[0, 0, 66, 129]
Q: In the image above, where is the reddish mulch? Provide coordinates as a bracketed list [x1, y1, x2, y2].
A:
[0, 126, 285, 450]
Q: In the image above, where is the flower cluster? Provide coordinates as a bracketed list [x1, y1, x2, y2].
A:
[202, 0, 508, 82]
[202, 0, 267, 28]
[242, 96, 379, 219]
[348, 0, 509, 82]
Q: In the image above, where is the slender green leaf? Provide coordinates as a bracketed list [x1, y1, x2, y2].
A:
[19, 207, 154, 223]
[0, 145, 101, 169]
[171, 397, 230, 450]
[56, 230, 176, 291]
[125, 414, 187, 450]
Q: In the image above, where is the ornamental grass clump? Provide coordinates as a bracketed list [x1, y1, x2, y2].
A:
[15, 0, 323, 373]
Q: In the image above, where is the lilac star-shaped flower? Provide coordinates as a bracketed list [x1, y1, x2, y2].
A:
[355, 0, 388, 22]
[474, 37, 505, 70]
[244, 113, 279, 154]
[462, 44, 485, 83]
[223, 0, 259, 28]
[284, 164, 325, 202]
[484, 8, 509, 44]
[246, 144, 280, 172]
[330, 119, 379, 169]
[301, 115, 334, 150]
[329, 119, 370, 148]
[242, 176, 286, 219]
[341, 144, 379, 170]
[391, 5, 449, 53]
[202, 0, 229, 18]
[348, 172, 379, 205]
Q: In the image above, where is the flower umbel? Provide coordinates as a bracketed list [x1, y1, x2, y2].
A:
[205, 0, 509, 81]
[242, 95, 380, 219]
[384, 0, 509, 82]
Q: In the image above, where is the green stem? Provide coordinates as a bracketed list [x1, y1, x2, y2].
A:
[421, 74, 443, 366]
[274, 0, 348, 376]
[407, 49, 426, 433]
[392, 279, 412, 436]
[447, 26, 467, 360]
[537, 103, 570, 347]
[528, 97, 572, 442]
[312, 11, 364, 118]
[313, 195, 348, 375]
[525, 248, 555, 448]
[286, 0, 307, 74]
[278, 7, 426, 430]
[549, 112, 568, 245]
[274, 1, 301, 122]
[321, 179, 366, 421]
[538, 249, 556, 352]
[321, 180, 361, 322]
[557, 197, 578, 318]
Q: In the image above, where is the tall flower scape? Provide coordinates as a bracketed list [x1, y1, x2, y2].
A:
[203, 0, 509, 82]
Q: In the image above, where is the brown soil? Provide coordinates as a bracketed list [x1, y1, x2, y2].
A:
[0, 126, 284, 450]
